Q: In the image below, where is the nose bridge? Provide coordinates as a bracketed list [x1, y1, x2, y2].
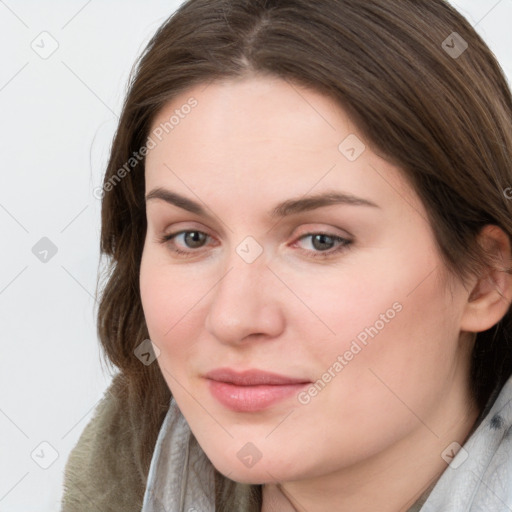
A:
[204, 244, 284, 343]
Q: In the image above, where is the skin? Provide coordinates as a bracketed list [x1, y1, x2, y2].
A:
[139, 74, 512, 512]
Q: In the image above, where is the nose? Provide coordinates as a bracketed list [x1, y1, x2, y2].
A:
[204, 252, 286, 346]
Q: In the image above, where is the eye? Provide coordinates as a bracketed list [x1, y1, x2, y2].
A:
[158, 230, 212, 257]
[292, 232, 352, 259]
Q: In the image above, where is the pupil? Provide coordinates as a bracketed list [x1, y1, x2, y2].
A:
[186, 231, 204, 248]
[313, 234, 333, 251]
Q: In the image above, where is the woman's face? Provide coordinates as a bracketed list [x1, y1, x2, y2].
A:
[139, 75, 475, 484]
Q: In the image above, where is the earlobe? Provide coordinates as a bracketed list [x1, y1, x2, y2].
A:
[460, 225, 512, 333]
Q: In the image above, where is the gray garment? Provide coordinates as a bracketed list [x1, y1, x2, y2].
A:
[418, 376, 512, 511]
[141, 376, 512, 511]
[140, 398, 215, 512]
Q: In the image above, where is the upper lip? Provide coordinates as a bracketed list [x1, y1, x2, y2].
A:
[205, 368, 311, 386]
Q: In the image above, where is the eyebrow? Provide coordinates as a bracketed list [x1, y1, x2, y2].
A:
[145, 187, 380, 219]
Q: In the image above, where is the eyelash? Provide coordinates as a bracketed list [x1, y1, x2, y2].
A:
[157, 230, 352, 260]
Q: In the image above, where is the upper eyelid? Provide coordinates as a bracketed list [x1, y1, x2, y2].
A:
[162, 220, 352, 237]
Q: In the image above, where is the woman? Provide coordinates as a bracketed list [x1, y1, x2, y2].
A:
[60, 1, 512, 511]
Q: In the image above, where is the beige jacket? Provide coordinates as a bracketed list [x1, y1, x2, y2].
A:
[60, 374, 147, 511]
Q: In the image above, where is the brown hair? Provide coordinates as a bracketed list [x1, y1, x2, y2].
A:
[95, 0, 512, 509]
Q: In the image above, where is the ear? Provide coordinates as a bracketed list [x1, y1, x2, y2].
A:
[460, 224, 512, 333]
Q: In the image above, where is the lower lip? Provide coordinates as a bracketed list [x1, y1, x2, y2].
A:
[207, 380, 309, 412]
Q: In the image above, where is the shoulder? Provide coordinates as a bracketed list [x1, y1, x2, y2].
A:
[60, 373, 146, 512]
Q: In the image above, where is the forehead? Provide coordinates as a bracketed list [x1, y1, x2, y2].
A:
[148, 75, 351, 158]
[144, 75, 422, 219]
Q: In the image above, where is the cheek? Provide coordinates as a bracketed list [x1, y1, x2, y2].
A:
[308, 272, 458, 427]
[140, 257, 184, 366]
[139, 249, 208, 376]
[140, 247, 194, 334]
[299, 246, 460, 405]
[139, 256, 168, 337]
[278, 276, 460, 470]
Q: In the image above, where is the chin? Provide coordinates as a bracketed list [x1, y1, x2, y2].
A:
[208, 452, 298, 485]
[214, 465, 279, 485]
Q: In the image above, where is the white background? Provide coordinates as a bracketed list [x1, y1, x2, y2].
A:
[0, 1, 511, 510]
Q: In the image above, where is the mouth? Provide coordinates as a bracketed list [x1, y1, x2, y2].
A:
[204, 368, 311, 412]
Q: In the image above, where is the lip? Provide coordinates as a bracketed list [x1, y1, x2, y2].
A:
[204, 368, 311, 412]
